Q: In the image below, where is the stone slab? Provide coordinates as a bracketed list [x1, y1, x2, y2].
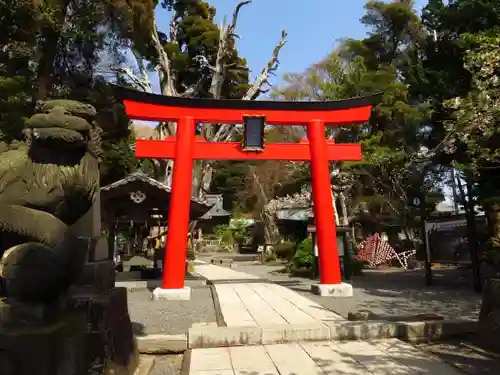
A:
[328, 320, 400, 340]
[206, 278, 268, 285]
[248, 283, 321, 325]
[229, 345, 278, 374]
[188, 340, 463, 375]
[225, 283, 288, 326]
[194, 264, 261, 282]
[263, 283, 345, 323]
[136, 333, 188, 354]
[213, 284, 258, 327]
[311, 282, 353, 297]
[261, 323, 331, 344]
[188, 318, 477, 349]
[300, 341, 368, 373]
[133, 356, 155, 375]
[348, 310, 444, 322]
[334, 339, 422, 374]
[188, 326, 262, 349]
[189, 347, 232, 372]
[373, 338, 465, 375]
[152, 286, 191, 301]
[265, 342, 325, 375]
[214, 283, 344, 328]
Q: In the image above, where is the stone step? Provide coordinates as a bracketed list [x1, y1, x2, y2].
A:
[188, 318, 477, 349]
[134, 318, 476, 354]
[133, 356, 155, 375]
[187, 339, 465, 375]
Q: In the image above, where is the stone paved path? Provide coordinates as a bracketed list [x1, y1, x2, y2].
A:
[222, 262, 482, 320]
[194, 263, 262, 282]
[215, 282, 344, 327]
[188, 339, 465, 375]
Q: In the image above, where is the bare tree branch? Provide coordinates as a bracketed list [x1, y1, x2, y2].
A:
[209, 0, 251, 99]
[244, 29, 288, 100]
[229, 0, 251, 38]
[111, 65, 152, 93]
[151, 12, 177, 97]
[132, 49, 152, 92]
[213, 29, 288, 141]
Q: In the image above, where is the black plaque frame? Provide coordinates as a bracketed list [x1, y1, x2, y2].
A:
[241, 115, 265, 152]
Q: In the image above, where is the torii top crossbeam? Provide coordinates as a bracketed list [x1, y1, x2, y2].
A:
[118, 87, 381, 297]
[121, 88, 381, 125]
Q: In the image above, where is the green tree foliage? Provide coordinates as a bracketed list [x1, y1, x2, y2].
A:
[405, 0, 500, 250]
[444, 34, 500, 249]
[0, 0, 38, 142]
[274, 1, 441, 245]
[0, 0, 165, 182]
[112, 0, 250, 99]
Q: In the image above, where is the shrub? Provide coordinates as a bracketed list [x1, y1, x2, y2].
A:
[274, 241, 296, 260]
[214, 224, 234, 251]
[264, 252, 277, 262]
[186, 246, 196, 261]
[293, 237, 313, 269]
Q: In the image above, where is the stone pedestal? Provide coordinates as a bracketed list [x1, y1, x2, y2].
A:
[152, 286, 191, 301]
[311, 282, 353, 297]
[69, 260, 138, 374]
[70, 188, 108, 261]
[477, 278, 500, 351]
[0, 261, 138, 375]
[0, 312, 87, 375]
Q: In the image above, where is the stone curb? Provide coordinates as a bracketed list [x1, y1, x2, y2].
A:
[117, 280, 207, 291]
[116, 280, 162, 291]
[136, 334, 188, 354]
[209, 284, 227, 327]
[180, 350, 192, 375]
[133, 355, 155, 375]
[187, 318, 477, 349]
[206, 278, 268, 285]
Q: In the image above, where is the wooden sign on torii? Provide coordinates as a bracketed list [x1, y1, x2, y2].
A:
[119, 88, 381, 299]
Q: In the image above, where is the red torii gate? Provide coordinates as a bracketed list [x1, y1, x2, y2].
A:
[119, 88, 380, 299]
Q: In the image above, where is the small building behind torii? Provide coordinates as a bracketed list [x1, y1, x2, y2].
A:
[100, 171, 213, 259]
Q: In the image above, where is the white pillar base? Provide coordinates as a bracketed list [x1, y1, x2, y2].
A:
[311, 282, 353, 297]
[152, 286, 191, 301]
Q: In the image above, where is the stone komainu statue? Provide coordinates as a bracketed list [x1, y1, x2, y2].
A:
[0, 100, 102, 301]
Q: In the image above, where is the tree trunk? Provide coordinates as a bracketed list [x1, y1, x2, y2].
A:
[33, 1, 71, 102]
[487, 202, 500, 249]
[457, 173, 481, 292]
[250, 168, 280, 244]
[116, 2, 286, 199]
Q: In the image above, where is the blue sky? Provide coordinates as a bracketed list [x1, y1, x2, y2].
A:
[154, 0, 429, 89]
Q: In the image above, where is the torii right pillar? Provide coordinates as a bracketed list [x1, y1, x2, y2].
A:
[308, 119, 351, 297]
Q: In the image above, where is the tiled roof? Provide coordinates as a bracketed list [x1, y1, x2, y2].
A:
[199, 205, 231, 219]
[100, 171, 210, 206]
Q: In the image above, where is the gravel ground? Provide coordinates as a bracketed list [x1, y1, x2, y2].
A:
[127, 285, 217, 335]
[228, 262, 483, 319]
[147, 354, 183, 375]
